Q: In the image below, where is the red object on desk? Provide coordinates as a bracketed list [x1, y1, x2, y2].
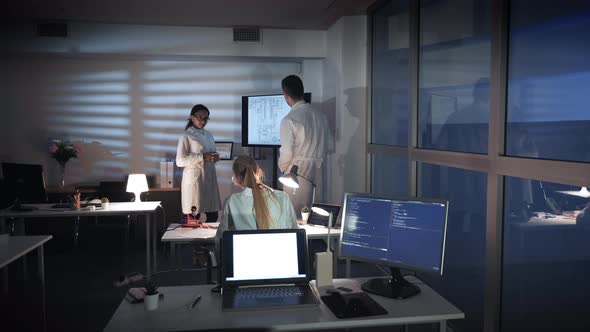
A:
[181, 214, 216, 228]
[182, 214, 201, 228]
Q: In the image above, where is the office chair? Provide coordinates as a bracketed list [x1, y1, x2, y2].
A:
[95, 181, 135, 250]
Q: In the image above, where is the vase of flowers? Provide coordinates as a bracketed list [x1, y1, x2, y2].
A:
[49, 139, 81, 187]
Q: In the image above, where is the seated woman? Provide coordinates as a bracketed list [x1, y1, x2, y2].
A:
[216, 155, 297, 238]
[209, 156, 297, 290]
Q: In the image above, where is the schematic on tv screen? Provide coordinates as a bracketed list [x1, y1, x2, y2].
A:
[241, 93, 311, 147]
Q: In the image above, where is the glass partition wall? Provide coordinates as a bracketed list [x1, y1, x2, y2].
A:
[368, 0, 590, 331]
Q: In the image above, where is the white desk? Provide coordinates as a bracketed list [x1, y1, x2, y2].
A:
[161, 223, 345, 277]
[161, 223, 219, 267]
[104, 277, 464, 332]
[0, 235, 52, 331]
[0, 202, 161, 279]
[160, 223, 341, 242]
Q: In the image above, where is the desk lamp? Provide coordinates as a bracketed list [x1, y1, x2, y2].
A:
[556, 186, 590, 198]
[126, 174, 149, 203]
[576, 186, 590, 198]
[312, 206, 334, 287]
[279, 165, 316, 208]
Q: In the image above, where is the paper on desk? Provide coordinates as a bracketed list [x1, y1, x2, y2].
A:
[177, 227, 217, 238]
[167, 223, 181, 231]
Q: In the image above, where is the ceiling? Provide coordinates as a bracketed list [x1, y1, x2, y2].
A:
[2, 0, 378, 30]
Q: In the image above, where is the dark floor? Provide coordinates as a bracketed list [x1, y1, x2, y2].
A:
[1, 220, 442, 332]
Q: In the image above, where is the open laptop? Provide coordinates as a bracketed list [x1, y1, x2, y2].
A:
[220, 229, 319, 311]
[308, 203, 342, 227]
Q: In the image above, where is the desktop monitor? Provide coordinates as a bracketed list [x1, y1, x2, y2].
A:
[1, 162, 47, 204]
[241, 92, 311, 147]
[339, 192, 449, 299]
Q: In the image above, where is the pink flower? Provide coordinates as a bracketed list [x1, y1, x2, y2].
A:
[48, 138, 80, 165]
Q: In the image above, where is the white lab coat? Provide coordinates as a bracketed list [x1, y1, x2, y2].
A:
[279, 101, 334, 214]
[215, 187, 298, 238]
[176, 126, 221, 215]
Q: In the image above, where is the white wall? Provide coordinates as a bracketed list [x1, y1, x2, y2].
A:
[1, 18, 368, 208]
[3, 22, 326, 58]
[320, 16, 368, 205]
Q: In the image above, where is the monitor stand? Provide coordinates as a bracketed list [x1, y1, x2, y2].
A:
[361, 267, 420, 299]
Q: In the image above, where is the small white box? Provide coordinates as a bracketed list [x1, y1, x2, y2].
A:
[160, 161, 174, 188]
[315, 251, 333, 287]
[166, 161, 174, 188]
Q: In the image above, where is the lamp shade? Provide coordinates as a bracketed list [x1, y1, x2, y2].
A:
[311, 206, 330, 216]
[278, 165, 300, 189]
[556, 186, 590, 198]
[126, 174, 149, 202]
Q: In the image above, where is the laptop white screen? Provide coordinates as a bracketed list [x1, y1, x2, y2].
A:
[227, 232, 305, 281]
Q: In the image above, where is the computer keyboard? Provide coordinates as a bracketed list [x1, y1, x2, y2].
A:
[236, 286, 303, 299]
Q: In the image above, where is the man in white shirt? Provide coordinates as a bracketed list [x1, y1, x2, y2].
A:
[279, 75, 334, 216]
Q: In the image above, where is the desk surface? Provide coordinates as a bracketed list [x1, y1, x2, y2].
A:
[161, 223, 219, 243]
[46, 187, 180, 193]
[0, 235, 52, 269]
[0, 202, 161, 218]
[299, 224, 341, 239]
[517, 211, 579, 227]
[104, 277, 464, 332]
[160, 223, 341, 243]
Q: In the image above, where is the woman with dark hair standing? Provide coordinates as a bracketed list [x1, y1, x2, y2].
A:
[176, 104, 222, 224]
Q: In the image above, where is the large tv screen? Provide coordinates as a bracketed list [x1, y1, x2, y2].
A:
[241, 93, 311, 147]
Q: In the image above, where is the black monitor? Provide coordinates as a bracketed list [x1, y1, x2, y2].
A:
[241, 92, 311, 147]
[1, 162, 47, 204]
[339, 192, 449, 299]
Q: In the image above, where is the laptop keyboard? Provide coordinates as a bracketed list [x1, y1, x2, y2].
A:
[236, 286, 303, 299]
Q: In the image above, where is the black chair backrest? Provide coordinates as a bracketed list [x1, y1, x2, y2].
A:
[98, 181, 133, 202]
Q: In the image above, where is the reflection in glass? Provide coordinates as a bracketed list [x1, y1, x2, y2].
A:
[418, 163, 486, 332]
[418, 0, 491, 154]
[371, 0, 410, 146]
[506, 0, 590, 162]
[503, 176, 590, 332]
[371, 155, 408, 197]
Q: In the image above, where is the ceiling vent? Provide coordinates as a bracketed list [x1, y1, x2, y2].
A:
[233, 27, 261, 43]
[37, 22, 68, 37]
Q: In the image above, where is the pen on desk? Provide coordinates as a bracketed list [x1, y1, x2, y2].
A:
[191, 295, 202, 308]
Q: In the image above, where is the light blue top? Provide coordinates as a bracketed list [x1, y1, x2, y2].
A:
[215, 187, 298, 239]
